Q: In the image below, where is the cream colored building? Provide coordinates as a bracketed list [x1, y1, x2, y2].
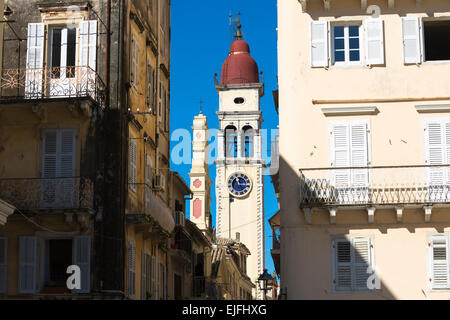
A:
[278, 0, 450, 299]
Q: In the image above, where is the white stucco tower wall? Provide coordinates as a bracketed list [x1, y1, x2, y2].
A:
[189, 113, 212, 232]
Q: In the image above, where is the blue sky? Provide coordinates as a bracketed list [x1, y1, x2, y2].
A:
[170, 1, 279, 276]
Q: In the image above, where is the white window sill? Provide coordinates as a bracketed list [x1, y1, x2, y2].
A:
[423, 60, 450, 65]
[331, 62, 364, 69]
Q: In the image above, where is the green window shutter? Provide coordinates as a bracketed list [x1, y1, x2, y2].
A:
[0, 238, 7, 293]
[18, 236, 37, 294]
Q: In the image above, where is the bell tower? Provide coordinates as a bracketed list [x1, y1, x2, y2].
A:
[189, 112, 212, 234]
[215, 22, 265, 299]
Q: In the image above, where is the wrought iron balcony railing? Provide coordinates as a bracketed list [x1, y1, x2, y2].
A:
[0, 177, 94, 211]
[0, 66, 105, 107]
[300, 165, 450, 207]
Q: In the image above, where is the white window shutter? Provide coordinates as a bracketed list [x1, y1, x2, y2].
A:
[365, 18, 384, 65]
[402, 17, 421, 64]
[333, 240, 352, 291]
[350, 122, 369, 187]
[429, 235, 449, 289]
[331, 124, 350, 187]
[311, 21, 329, 67]
[18, 236, 37, 294]
[25, 23, 45, 98]
[0, 238, 7, 294]
[79, 21, 98, 70]
[353, 238, 372, 290]
[73, 236, 91, 293]
[426, 121, 445, 185]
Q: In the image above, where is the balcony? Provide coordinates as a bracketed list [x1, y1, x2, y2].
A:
[300, 165, 450, 208]
[0, 177, 94, 212]
[0, 66, 105, 107]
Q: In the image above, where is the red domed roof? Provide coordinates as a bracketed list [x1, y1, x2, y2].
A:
[221, 39, 259, 85]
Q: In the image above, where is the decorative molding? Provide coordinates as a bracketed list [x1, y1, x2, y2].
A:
[323, 0, 331, 11]
[424, 205, 432, 223]
[415, 104, 450, 113]
[321, 106, 379, 117]
[130, 11, 145, 33]
[329, 207, 337, 224]
[299, 0, 307, 12]
[367, 206, 375, 224]
[395, 206, 403, 223]
[388, 0, 395, 8]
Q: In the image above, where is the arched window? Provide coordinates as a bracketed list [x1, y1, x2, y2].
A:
[225, 125, 238, 158]
[243, 126, 254, 158]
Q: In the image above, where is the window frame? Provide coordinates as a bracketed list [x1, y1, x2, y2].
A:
[421, 17, 450, 64]
[331, 22, 364, 67]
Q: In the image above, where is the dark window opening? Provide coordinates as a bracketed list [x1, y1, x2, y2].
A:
[66, 28, 77, 78]
[51, 28, 62, 78]
[243, 126, 254, 158]
[225, 126, 238, 158]
[45, 239, 73, 288]
[424, 20, 450, 61]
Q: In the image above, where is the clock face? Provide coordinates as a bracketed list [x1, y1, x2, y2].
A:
[228, 173, 252, 197]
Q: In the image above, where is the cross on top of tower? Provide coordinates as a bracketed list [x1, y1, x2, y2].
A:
[232, 12, 243, 40]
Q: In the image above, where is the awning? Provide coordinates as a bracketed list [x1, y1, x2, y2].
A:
[0, 199, 16, 226]
[146, 192, 175, 233]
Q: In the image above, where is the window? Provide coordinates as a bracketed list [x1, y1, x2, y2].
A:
[423, 20, 450, 61]
[0, 238, 7, 294]
[141, 251, 152, 299]
[332, 24, 362, 65]
[41, 129, 76, 208]
[329, 120, 370, 189]
[311, 18, 384, 67]
[332, 237, 374, 291]
[402, 18, 450, 63]
[44, 239, 72, 289]
[25, 21, 97, 98]
[428, 234, 450, 290]
[424, 119, 450, 200]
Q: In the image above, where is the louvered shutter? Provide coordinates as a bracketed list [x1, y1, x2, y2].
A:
[430, 235, 449, 289]
[311, 21, 329, 67]
[79, 21, 97, 70]
[145, 155, 152, 212]
[426, 121, 445, 186]
[79, 21, 98, 95]
[61, 129, 76, 207]
[157, 259, 161, 299]
[127, 240, 136, 297]
[365, 18, 384, 65]
[333, 240, 352, 291]
[42, 130, 58, 207]
[350, 122, 369, 188]
[0, 238, 7, 294]
[151, 255, 156, 299]
[331, 124, 350, 187]
[402, 17, 421, 64]
[129, 141, 137, 192]
[18, 236, 37, 294]
[141, 251, 147, 299]
[73, 236, 91, 293]
[353, 238, 372, 290]
[153, 69, 157, 115]
[130, 36, 139, 87]
[25, 23, 45, 98]
[147, 62, 153, 111]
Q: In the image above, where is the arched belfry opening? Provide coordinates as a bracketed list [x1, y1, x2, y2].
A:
[243, 126, 255, 158]
[225, 125, 238, 158]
